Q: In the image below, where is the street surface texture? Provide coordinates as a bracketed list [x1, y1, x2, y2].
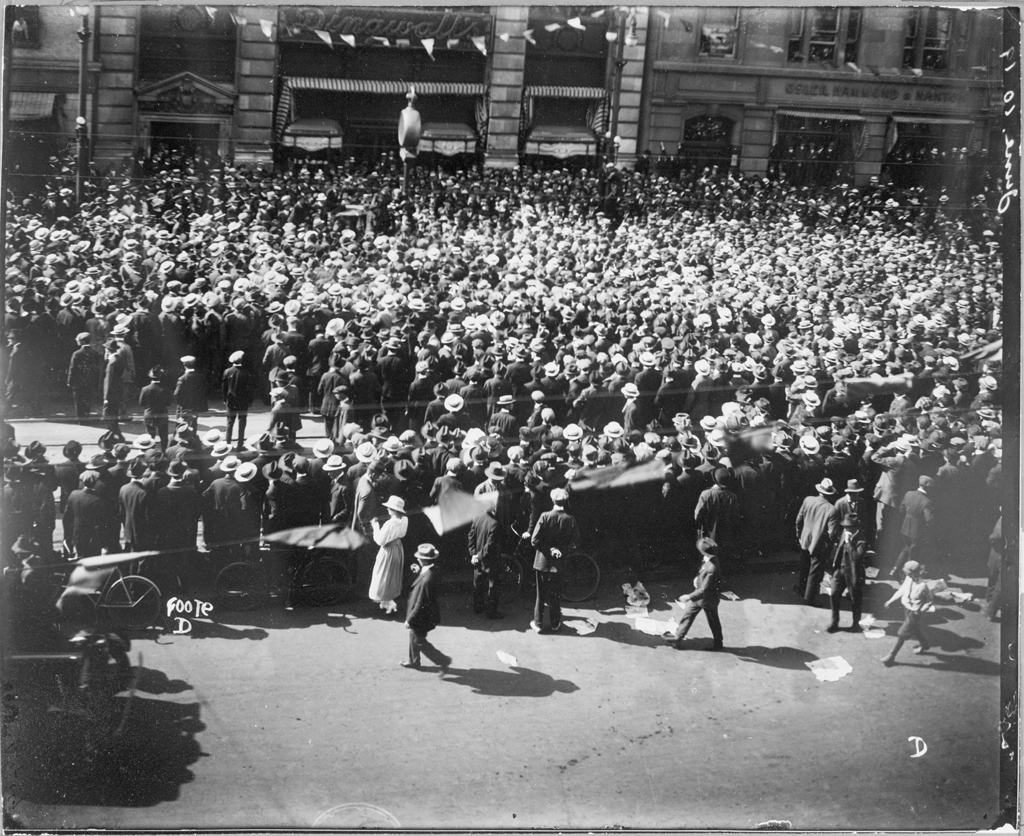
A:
[2, 409, 1002, 830]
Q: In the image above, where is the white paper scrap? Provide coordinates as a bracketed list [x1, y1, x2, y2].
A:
[570, 618, 598, 636]
[634, 616, 678, 636]
[949, 589, 974, 604]
[496, 651, 518, 667]
[859, 614, 877, 628]
[721, 591, 740, 601]
[805, 656, 854, 682]
[865, 567, 880, 579]
[863, 628, 887, 639]
[625, 605, 649, 618]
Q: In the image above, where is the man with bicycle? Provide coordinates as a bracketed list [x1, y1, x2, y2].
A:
[530, 488, 581, 634]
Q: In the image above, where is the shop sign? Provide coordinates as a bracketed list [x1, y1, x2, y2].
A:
[280, 7, 490, 49]
[771, 78, 982, 109]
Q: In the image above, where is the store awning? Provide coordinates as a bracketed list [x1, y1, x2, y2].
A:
[524, 125, 597, 159]
[276, 77, 487, 140]
[776, 109, 865, 121]
[420, 123, 476, 156]
[282, 118, 343, 151]
[524, 85, 606, 100]
[891, 115, 973, 125]
[9, 91, 56, 121]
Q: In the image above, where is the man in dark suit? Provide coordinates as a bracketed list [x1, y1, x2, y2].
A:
[119, 458, 153, 551]
[468, 505, 504, 620]
[795, 477, 841, 606]
[530, 488, 581, 634]
[139, 366, 173, 450]
[318, 358, 349, 442]
[62, 470, 107, 558]
[152, 460, 200, 551]
[202, 456, 246, 549]
[827, 513, 868, 633]
[669, 537, 724, 650]
[402, 543, 452, 673]
[174, 355, 207, 430]
[898, 475, 934, 569]
[67, 332, 102, 422]
[222, 350, 253, 451]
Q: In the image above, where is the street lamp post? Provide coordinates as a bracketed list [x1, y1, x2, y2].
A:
[397, 86, 421, 195]
[74, 5, 90, 204]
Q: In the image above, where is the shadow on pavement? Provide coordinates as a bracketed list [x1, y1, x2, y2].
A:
[3, 688, 203, 811]
[133, 667, 193, 695]
[213, 606, 355, 634]
[722, 645, 820, 670]
[886, 653, 1001, 676]
[441, 666, 579, 697]
[169, 619, 270, 641]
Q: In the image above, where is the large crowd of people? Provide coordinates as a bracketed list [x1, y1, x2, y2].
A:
[1, 148, 1007, 642]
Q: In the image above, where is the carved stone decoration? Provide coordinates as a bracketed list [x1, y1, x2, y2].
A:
[135, 71, 237, 116]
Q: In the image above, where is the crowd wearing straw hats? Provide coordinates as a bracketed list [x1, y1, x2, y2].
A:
[1, 153, 1006, 649]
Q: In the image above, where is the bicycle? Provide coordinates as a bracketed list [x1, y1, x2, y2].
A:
[56, 555, 163, 631]
[498, 528, 601, 604]
[214, 545, 356, 611]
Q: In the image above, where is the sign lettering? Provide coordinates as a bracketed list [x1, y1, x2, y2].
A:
[281, 6, 490, 48]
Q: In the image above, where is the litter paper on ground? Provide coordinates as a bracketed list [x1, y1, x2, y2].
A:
[496, 651, 518, 667]
[805, 656, 854, 682]
[949, 589, 974, 603]
[721, 591, 741, 601]
[569, 618, 598, 636]
[865, 567, 880, 579]
[625, 605, 650, 618]
[622, 582, 651, 608]
[859, 614, 877, 629]
[863, 629, 887, 639]
[634, 616, 678, 636]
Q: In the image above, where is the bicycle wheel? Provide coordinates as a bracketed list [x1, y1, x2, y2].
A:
[101, 575, 162, 630]
[560, 552, 600, 602]
[215, 562, 267, 611]
[297, 557, 353, 607]
[496, 555, 524, 605]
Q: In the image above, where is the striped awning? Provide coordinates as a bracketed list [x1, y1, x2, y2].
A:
[276, 76, 487, 140]
[9, 91, 56, 121]
[525, 85, 606, 99]
[776, 109, 865, 122]
[891, 115, 973, 125]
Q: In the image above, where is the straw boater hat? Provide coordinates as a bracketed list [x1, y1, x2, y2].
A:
[415, 543, 440, 562]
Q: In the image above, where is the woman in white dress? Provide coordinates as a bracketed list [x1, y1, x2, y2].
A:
[368, 495, 408, 614]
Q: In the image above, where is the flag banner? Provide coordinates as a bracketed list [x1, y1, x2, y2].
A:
[447, 38, 461, 49]
[498, 32, 510, 42]
[259, 19, 273, 39]
[567, 16, 585, 30]
[205, 6, 217, 20]
[471, 34, 486, 55]
[371, 36, 391, 46]
[314, 29, 332, 48]
[421, 37, 435, 59]
[340, 33, 355, 47]
[523, 28, 536, 44]
[396, 38, 410, 48]
[544, 22, 562, 32]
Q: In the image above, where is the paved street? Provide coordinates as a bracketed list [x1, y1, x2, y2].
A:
[2, 411, 1003, 830]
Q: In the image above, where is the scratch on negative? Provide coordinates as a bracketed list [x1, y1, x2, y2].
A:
[640, 748, 656, 802]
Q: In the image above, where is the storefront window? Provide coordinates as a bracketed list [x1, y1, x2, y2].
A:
[769, 114, 857, 187]
[903, 9, 954, 71]
[699, 8, 738, 58]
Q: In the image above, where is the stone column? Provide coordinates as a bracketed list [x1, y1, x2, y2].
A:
[484, 6, 528, 169]
[613, 7, 648, 169]
[93, 4, 138, 173]
[234, 7, 276, 169]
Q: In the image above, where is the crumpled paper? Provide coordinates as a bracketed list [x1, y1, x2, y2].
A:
[625, 605, 649, 618]
[496, 651, 518, 667]
[859, 614, 877, 628]
[805, 656, 854, 682]
[569, 618, 598, 636]
[721, 590, 740, 601]
[634, 616, 678, 636]
[927, 579, 953, 601]
[949, 589, 974, 603]
[863, 628, 887, 639]
[865, 567, 880, 579]
[622, 582, 651, 608]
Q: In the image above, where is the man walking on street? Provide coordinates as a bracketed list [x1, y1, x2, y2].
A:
[881, 560, 933, 665]
[402, 544, 452, 674]
[668, 537, 724, 650]
[795, 477, 841, 606]
[530, 488, 581, 634]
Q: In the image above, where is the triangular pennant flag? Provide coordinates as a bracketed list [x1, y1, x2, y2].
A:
[371, 36, 390, 46]
[421, 37, 435, 59]
[314, 29, 333, 48]
[471, 34, 486, 55]
[259, 19, 273, 39]
[750, 40, 767, 48]
[205, 6, 217, 21]
[498, 32, 510, 42]
[544, 22, 562, 32]
[656, 10, 671, 26]
[846, 61, 862, 74]
[339, 33, 355, 47]
[910, 68, 923, 77]
[592, 8, 606, 16]
[230, 13, 246, 26]
[567, 17, 585, 30]
[523, 28, 536, 45]
[447, 38, 460, 49]
[768, 44, 784, 54]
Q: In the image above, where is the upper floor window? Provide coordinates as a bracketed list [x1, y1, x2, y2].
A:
[699, 8, 739, 58]
[139, 6, 237, 84]
[788, 7, 861, 66]
[9, 6, 40, 48]
[903, 8, 958, 71]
